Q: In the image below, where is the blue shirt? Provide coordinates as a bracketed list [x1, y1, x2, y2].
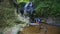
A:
[35, 18, 41, 23]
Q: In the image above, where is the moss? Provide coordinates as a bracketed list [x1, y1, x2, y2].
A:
[0, 0, 17, 28]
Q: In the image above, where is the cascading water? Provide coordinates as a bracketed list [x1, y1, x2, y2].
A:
[3, 2, 34, 34]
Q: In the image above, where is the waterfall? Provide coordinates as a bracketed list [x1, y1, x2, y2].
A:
[2, 8, 29, 34]
[3, 2, 34, 34]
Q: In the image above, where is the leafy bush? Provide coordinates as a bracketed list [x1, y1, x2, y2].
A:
[0, 8, 17, 28]
[33, 0, 60, 17]
[0, 0, 17, 28]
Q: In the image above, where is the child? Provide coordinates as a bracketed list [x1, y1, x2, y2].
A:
[35, 17, 41, 23]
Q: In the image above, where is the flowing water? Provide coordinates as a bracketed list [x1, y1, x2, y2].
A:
[19, 23, 60, 34]
[3, 14, 30, 34]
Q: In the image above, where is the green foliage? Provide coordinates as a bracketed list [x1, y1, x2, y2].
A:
[17, 0, 29, 4]
[0, 8, 16, 28]
[0, 0, 17, 28]
[33, 0, 60, 17]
